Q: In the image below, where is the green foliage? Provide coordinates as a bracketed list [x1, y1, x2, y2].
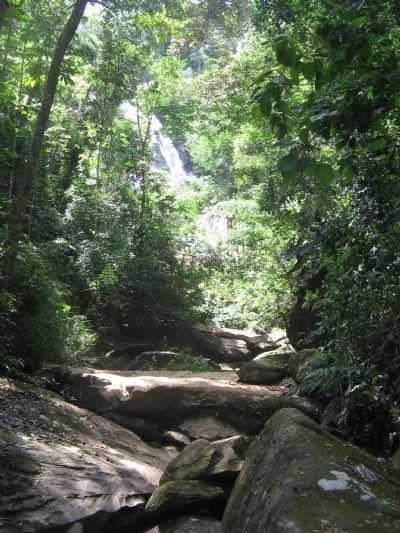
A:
[194, 198, 292, 328]
[0, 0, 209, 373]
[1, 243, 97, 373]
[250, 0, 400, 448]
[2, 0, 399, 453]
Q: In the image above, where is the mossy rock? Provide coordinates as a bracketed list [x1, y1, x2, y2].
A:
[223, 408, 400, 533]
[287, 348, 321, 379]
[239, 352, 292, 384]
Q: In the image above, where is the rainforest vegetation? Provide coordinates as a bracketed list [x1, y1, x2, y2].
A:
[1, 0, 400, 448]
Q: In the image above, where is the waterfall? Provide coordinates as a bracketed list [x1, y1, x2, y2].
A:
[120, 101, 228, 246]
[120, 102, 190, 188]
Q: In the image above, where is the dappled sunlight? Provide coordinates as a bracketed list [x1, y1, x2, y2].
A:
[81, 369, 280, 397]
[3, 0, 400, 530]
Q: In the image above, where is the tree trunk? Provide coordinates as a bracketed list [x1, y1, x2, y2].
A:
[7, 0, 88, 273]
[0, 1, 9, 31]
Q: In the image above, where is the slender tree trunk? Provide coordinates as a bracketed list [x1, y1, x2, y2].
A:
[135, 105, 152, 228]
[7, 0, 88, 273]
[0, 1, 9, 31]
[6, 37, 27, 238]
[30, 0, 88, 198]
[0, 22, 12, 80]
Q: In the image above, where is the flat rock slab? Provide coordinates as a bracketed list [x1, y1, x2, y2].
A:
[51, 367, 318, 437]
[0, 377, 176, 533]
[223, 408, 400, 533]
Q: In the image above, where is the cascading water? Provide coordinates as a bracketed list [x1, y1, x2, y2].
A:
[120, 102, 190, 188]
[120, 101, 228, 246]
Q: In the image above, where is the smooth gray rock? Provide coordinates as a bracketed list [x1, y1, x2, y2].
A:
[161, 436, 250, 484]
[0, 377, 176, 533]
[173, 328, 251, 363]
[218, 338, 251, 362]
[239, 352, 292, 384]
[162, 431, 191, 448]
[145, 480, 225, 519]
[211, 327, 289, 355]
[50, 367, 318, 437]
[239, 349, 322, 385]
[178, 417, 240, 441]
[223, 408, 400, 533]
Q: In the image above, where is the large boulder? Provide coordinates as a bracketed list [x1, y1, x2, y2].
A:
[213, 327, 288, 354]
[239, 349, 322, 386]
[49, 367, 318, 438]
[170, 328, 252, 363]
[223, 408, 400, 533]
[170, 327, 227, 360]
[0, 377, 176, 533]
[218, 338, 251, 362]
[287, 348, 320, 380]
[161, 436, 250, 484]
[103, 343, 159, 369]
[124, 351, 219, 372]
[238, 351, 292, 385]
[145, 481, 226, 521]
[147, 516, 222, 533]
[178, 417, 239, 441]
[166, 326, 290, 363]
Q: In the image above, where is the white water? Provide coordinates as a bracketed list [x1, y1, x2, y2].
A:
[120, 102, 190, 188]
[120, 101, 228, 246]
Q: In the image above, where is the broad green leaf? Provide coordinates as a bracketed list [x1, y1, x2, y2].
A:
[251, 70, 273, 88]
[274, 40, 297, 68]
[259, 90, 272, 116]
[368, 138, 386, 151]
[352, 15, 367, 28]
[341, 160, 356, 179]
[277, 154, 300, 173]
[252, 105, 264, 122]
[301, 62, 315, 82]
[314, 62, 325, 90]
[290, 64, 301, 84]
[311, 163, 335, 186]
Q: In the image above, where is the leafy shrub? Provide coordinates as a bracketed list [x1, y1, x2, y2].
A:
[62, 310, 97, 365]
[1, 243, 97, 373]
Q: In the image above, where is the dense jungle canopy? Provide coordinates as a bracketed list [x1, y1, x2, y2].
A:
[1, 0, 400, 448]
